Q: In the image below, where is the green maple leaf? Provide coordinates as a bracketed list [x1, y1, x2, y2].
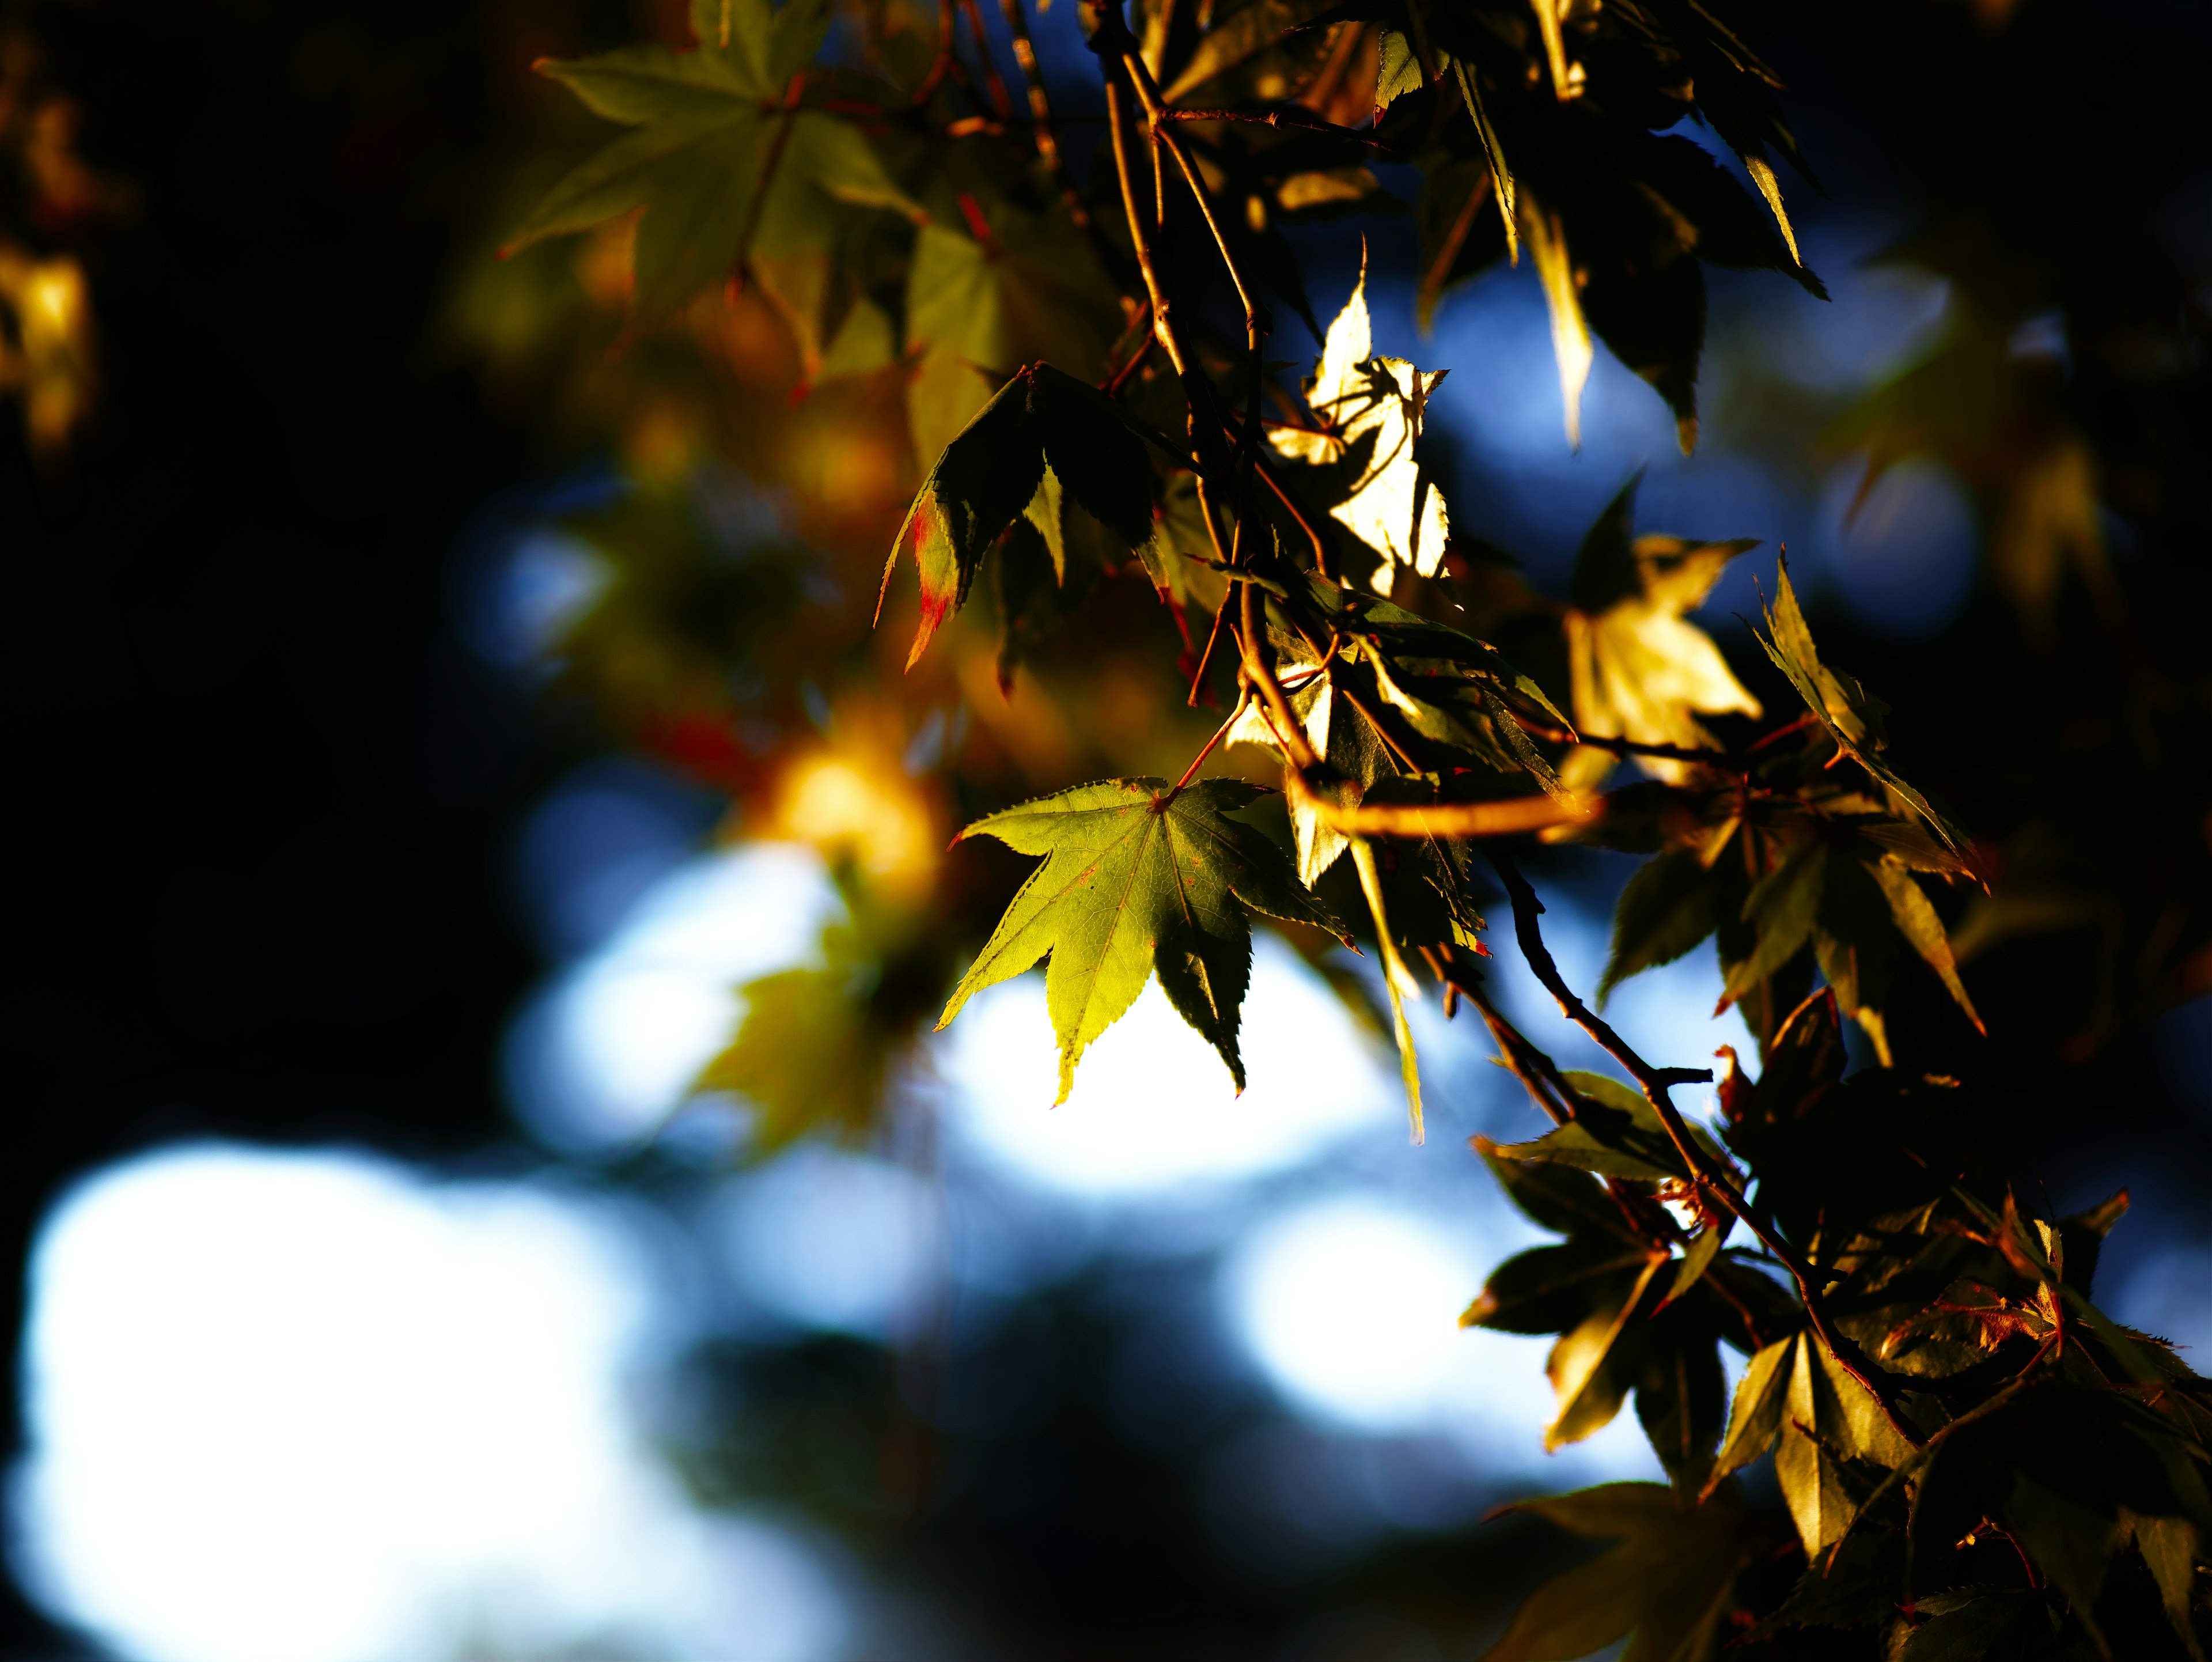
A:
[505, 0, 916, 325]
[938, 778, 1346, 1102]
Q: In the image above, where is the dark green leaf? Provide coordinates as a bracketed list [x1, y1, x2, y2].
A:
[881, 372, 1044, 667]
[1721, 838, 1827, 1007]
[1708, 1335, 1791, 1490]
[1463, 1239, 1650, 1335]
[1601, 848, 1718, 1005]
[1475, 1135, 1643, 1243]
[1901, 1587, 2041, 1662]
[1754, 558, 1974, 859]
[1028, 364, 1155, 550]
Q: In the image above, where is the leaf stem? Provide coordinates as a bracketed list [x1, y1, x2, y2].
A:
[1166, 689, 1251, 799]
[1155, 106, 1397, 151]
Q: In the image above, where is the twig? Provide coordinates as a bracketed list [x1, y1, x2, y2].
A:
[1187, 589, 1230, 705]
[956, 0, 1016, 119]
[1114, 38, 1272, 353]
[1104, 75, 1191, 380]
[912, 0, 959, 105]
[1238, 579, 1320, 770]
[1157, 105, 1397, 152]
[995, 0, 1094, 234]
[1101, 309, 1155, 396]
[1514, 721, 1733, 767]
[1285, 774, 1604, 838]
[1483, 845, 1926, 1448]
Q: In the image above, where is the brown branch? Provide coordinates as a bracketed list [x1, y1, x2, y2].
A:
[1104, 74, 1190, 380]
[1482, 845, 1926, 1448]
[1101, 308, 1155, 396]
[1187, 587, 1230, 705]
[1283, 773, 1604, 838]
[912, 0, 958, 105]
[1514, 721, 1734, 768]
[995, 0, 1093, 235]
[1238, 579, 1320, 769]
[1157, 105, 1397, 152]
[1115, 43, 1271, 351]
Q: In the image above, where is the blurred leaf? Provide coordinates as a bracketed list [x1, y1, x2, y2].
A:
[1486, 1482, 1746, 1662]
[1900, 1587, 2042, 1662]
[509, 0, 916, 325]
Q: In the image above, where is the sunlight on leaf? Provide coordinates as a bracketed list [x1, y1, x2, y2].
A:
[1268, 266, 1452, 594]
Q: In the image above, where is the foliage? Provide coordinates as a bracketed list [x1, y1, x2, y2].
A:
[444, 0, 2212, 1649]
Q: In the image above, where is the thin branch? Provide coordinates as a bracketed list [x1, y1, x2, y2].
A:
[956, 0, 1016, 119]
[1238, 579, 1320, 770]
[1101, 308, 1155, 396]
[994, 0, 1093, 233]
[1157, 105, 1397, 152]
[1104, 73, 1190, 379]
[1115, 41, 1271, 352]
[1284, 774, 1604, 838]
[1483, 845, 1926, 1447]
[1187, 586, 1230, 705]
[911, 0, 958, 104]
[1514, 721, 1734, 767]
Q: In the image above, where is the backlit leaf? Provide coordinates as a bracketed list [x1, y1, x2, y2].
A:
[1268, 268, 1452, 593]
[938, 778, 1346, 1102]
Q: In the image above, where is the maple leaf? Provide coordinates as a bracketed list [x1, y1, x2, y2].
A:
[1755, 556, 1976, 861]
[938, 779, 1346, 1103]
[504, 0, 918, 327]
[1564, 476, 1762, 783]
[1486, 1482, 1747, 1662]
[1268, 267, 1451, 594]
[880, 363, 1156, 667]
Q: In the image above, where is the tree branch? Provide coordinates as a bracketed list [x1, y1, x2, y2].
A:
[1482, 845, 1925, 1447]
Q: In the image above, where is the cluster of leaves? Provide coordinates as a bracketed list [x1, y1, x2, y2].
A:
[484, 0, 2212, 1651]
[1471, 981, 2209, 1661]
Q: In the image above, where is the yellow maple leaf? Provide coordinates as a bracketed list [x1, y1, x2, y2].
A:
[1268, 268, 1450, 594]
[1566, 534, 1761, 783]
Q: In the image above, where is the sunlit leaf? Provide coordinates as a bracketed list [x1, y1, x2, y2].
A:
[1565, 478, 1762, 783]
[1268, 267, 1452, 593]
[938, 778, 1346, 1101]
